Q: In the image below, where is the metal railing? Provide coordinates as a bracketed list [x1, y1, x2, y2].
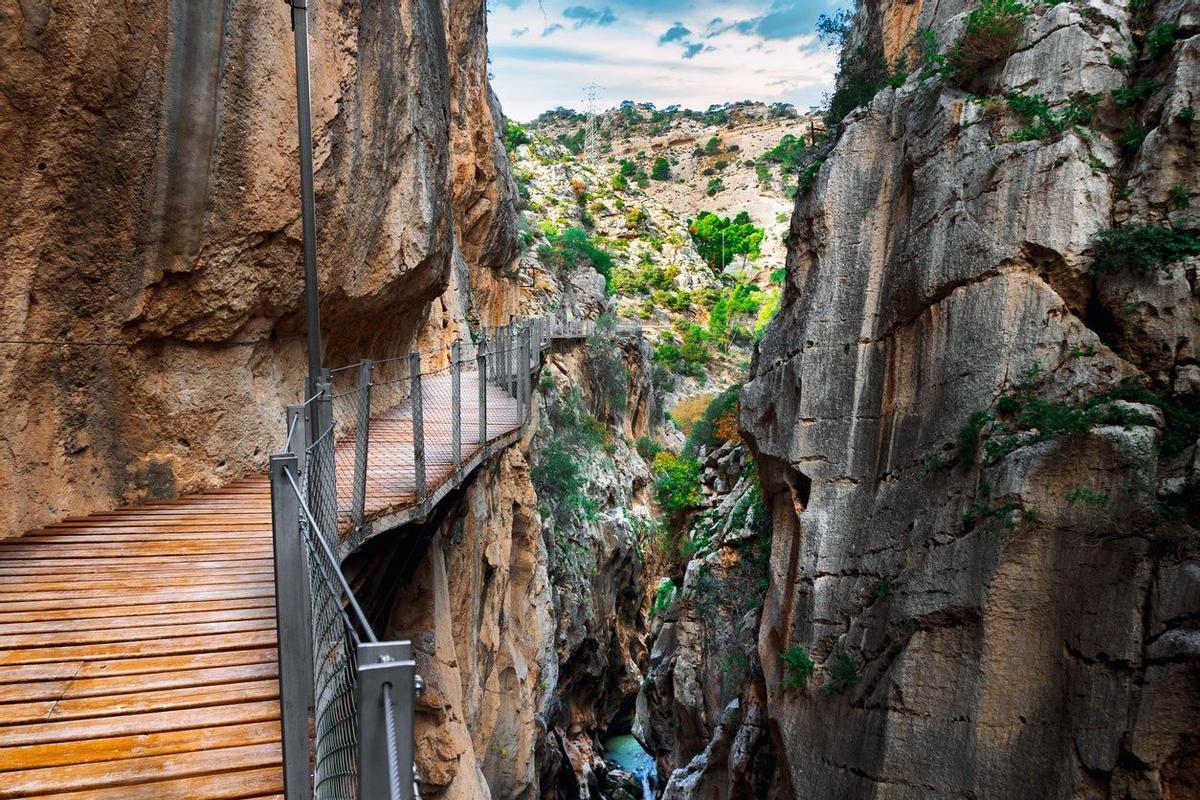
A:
[268, 315, 588, 800]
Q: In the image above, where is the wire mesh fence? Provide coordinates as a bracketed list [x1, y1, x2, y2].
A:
[268, 315, 587, 800]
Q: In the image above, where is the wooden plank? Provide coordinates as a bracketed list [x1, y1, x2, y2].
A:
[0, 606, 277, 637]
[0, 649, 277, 686]
[0, 700, 282, 747]
[0, 585, 275, 612]
[0, 720, 280, 772]
[0, 597, 276, 625]
[0, 630, 278, 666]
[0, 661, 278, 704]
[0, 617, 277, 649]
[0, 746, 281, 798]
[0, 679, 279, 725]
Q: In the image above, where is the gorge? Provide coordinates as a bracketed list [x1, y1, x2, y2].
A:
[0, 0, 1197, 797]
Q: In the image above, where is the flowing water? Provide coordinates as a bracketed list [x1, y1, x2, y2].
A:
[604, 734, 656, 798]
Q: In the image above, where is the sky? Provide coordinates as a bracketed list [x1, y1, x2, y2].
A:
[487, 0, 841, 121]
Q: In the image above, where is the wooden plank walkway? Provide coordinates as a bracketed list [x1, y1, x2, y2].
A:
[0, 370, 526, 797]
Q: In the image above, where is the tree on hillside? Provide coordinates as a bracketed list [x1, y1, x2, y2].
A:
[688, 211, 764, 271]
[651, 156, 671, 180]
[538, 227, 614, 291]
[704, 136, 723, 155]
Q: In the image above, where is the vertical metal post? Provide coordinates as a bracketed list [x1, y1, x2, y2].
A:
[286, 404, 310, 482]
[357, 641, 419, 800]
[311, 371, 337, 540]
[270, 453, 314, 800]
[521, 326, 532, 425]
[451, 341, 462, 478]
[410, 353, 426, 502]
[477, 340, 488, 447]
[287, 0, 324, 400]
[351, 359, 372, 531]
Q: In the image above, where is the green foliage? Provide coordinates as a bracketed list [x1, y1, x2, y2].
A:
[635, 436, 662, 460]
[962, 499, 1020, 531]
[1090, 224, 1200, 276]
[651, 156, 671, 180]
[619, 159, 637, 177]
[539, 227, 615, 291]
[820, 651, 861, 696]
[651, 578, 678, 616]
[504, 121, 531, 151]
[1112, 80, 1159, 108]
[558, 128, 586, 154]
[678, 530, 709, 560]
[1006, 91, 1100, 141]
[1168, 185, 1191, 210]
[1119, 122, 1149, 154]
[1179, 106, 1195, 121]
[586, 319, 630, 423]
[704, 136, 722, 155]
[1144, 23, 1178, 59]
[653, 452, 703, 514]
[654, 324, 712, 378]
[947, 0, 1030, 85]
[958, 410, 994, 469]
[688, 211, 765, 270]
[781, 646, 816, 689]
[1109, 53, 1127, 69]
[1103, 378, 1200, 456]
[611, 172, 629, 191]
[610, 260, 678, 297]
[798, 159, 824, 191]
[755, 162, 772, 186]
[683, 384, 741, 458]
[761, 134, 807, 173]
[705, 178, 725, 196]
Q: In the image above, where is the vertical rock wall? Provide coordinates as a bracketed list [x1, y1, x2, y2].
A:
[0, 0, 455, 535]
[738, 0, 1200, 796]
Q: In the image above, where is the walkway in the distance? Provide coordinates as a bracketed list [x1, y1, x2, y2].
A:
[0, 368, 528, 797]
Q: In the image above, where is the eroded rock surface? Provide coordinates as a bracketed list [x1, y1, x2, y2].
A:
[733, 0, 1200, 796]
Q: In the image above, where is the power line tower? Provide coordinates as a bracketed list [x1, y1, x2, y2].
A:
[582, 82, 604, 163]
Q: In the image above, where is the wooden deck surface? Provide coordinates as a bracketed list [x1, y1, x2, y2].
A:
[0, 370, 527, 797]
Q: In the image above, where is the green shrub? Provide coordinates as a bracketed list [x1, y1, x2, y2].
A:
[704, 136, 722, 155]
[558, 128, 586, 154]
[1006, 91, 1100, 141]
[538, 227, 615, 290]
[1178, 106, 1195, 121]
[688, 211, 765, 270]
[820, 651, 861, 696]
[1109, 53, 1127, 69]
[653, 451, 703, 513]
[586, 321, 630, 423]
[684, 385, 741, 457]
[1144, 23, 1178, 59]
[1119, 122, 1149, 154]
[781, 646, 816, 689]
[705, 178, 725, 196]
[1090, 224, 1200, 275]
[761, 134, 807, 172]
[1168, 185, 1191, 210]
[651, 156, 671, 180]
[958, 410, 994, 468]
[947, 0, 1030, 85]
[1112, 80, 1159, 108]
[798, 159, 824, 191]
[651, 578, 678, 615]
[504, 121, 531, 151]
[635, 436, 662, 460]
[611, 172, 628, 191]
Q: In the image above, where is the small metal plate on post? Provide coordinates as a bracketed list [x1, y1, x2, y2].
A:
[357, 641, 419, 800]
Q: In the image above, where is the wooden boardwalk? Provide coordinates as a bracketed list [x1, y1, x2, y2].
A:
[0, 371, 526, 797]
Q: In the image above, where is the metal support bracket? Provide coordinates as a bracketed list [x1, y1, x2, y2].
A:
[357, 641, 420, 800]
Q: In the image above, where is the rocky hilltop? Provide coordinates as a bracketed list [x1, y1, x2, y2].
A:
[734, 0, 1200, 796]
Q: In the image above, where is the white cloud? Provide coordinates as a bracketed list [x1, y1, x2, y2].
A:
[488, 2, 836, 120]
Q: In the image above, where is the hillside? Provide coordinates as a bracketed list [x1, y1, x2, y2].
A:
[506, 101, 822, 420]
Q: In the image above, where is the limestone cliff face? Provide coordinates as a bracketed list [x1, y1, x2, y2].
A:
[383, 448, 552, 800]
[0, 0, 462, 535]
[737, 0, 1200, 796]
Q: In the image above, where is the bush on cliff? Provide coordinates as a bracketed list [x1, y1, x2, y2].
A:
[653, 451, 703, 513]
[947, 0, 1030, 86]
[538, 227, 614, 292]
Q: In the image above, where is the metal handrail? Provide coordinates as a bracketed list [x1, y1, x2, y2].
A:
[269, 314, 588, 800]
